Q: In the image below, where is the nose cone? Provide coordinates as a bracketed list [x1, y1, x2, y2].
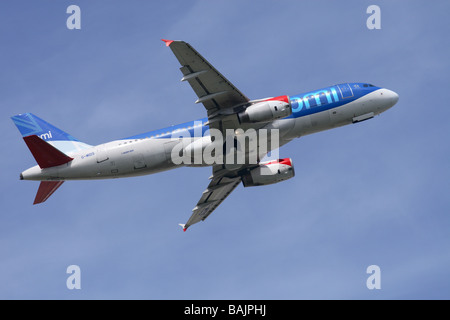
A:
[376, 88, 398, 113]
[382, 89, 399, 110]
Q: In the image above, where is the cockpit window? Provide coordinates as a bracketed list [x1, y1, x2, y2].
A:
[364, 83, 375, 87]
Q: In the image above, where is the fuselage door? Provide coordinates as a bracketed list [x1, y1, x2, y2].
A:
[337, 83, 354, 99]
[96, 145, 109, 163]
[133, 154, 147, 169]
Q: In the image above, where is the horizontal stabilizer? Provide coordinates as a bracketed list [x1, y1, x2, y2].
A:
[34, 181, 64, 204]
[23, 135, 73, 169]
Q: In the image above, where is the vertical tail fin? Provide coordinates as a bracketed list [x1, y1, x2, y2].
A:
[11, 113, 91, 154]
[11, 113, 83, 204]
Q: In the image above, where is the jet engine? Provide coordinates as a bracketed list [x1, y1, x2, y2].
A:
[242, 158, 295, 187]
[239, 96, 292, 123]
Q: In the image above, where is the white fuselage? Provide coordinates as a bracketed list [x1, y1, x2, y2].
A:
[21, 88, 398, 181]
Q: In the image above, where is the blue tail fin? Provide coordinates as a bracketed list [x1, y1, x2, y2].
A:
[11, 113, 91, 154]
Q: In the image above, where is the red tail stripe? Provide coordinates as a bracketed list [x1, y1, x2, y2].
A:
[23, 135, 73, 169]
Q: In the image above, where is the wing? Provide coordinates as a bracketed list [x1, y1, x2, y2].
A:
[162, 39, 249, 112]
[179, 172, 241, 231]
[163, 39, 266, 135]
[163, 40, 266, 231]
[163, 39, 271, 135]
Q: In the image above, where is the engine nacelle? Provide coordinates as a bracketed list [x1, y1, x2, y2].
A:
[239, 96, 292, 123]
[242, 158, 295, 187]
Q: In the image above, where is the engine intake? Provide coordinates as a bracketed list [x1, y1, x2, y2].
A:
[242, 158, 295, 187]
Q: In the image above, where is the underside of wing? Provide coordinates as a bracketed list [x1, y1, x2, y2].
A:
[164, 40, 279, 231]
[180, 174, 241, 231]
[163, 40, 249, 113]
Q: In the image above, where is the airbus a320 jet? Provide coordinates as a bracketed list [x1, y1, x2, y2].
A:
[12, 40, 399, 231]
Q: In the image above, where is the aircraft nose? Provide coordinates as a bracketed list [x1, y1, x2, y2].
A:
[378, 88, 399, 111]
[386, 89, 399, 105]
[384, 89, 399, 106]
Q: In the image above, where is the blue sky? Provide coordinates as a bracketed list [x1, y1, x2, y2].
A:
[1, 0, 449, 299]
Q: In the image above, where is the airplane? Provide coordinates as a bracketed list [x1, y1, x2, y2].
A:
[11, 39, 399, 231]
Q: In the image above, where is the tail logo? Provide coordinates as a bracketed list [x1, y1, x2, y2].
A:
[39, 131, 52, 140]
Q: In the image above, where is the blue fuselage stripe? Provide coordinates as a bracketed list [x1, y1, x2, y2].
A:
[124, 83, 380, 140]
